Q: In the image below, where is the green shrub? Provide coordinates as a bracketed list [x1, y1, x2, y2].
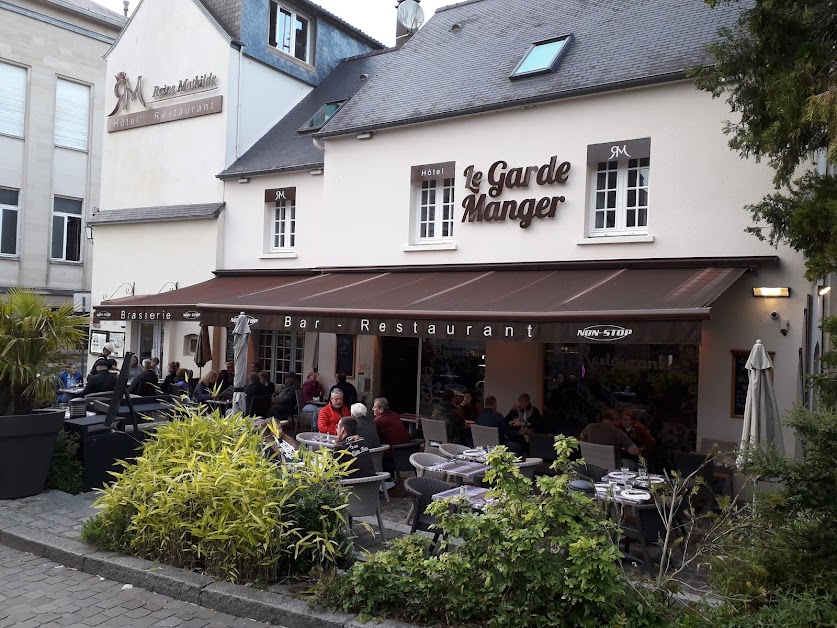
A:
[46, 430, 84, 494]
[678, 590, 837, 627]
[316, 437, 631, 627]
[83, 407, 352, 583]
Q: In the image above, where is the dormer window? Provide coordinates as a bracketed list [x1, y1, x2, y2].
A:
[300, 100, 345, 132]
[269, 2, 312, 65]
[510, 35, 573, 79]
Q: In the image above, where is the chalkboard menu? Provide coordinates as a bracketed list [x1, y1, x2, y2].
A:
[336, 334, 355, 376]
[730, 349, 775, 418]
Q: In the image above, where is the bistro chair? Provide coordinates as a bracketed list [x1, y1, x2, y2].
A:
[246, 394, 272, 419]
[403, 476, 454, 551]
[470, 424, 500, 449]
[368, 444, 391, 502]
[698, 438, 737, 455]
[579, 442, 620, 472]
[339, 472, 391, 542]
[291, 390, 305, 432]
[420, 418, 449, 453]
[674, 452, 724, 511]
[515, 457, 544, 480]
[438, 443, 470, 459]
[409, 452, 447, 480]
[390, 438, 425, 486]
[528, 432, 558, 476]
[572, 462, 608, 483]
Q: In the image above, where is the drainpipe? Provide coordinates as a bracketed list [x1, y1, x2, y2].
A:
[312, 136, 325, 152]
[235, 42, 243, 158]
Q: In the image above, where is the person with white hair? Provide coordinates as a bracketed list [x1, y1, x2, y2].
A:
[350, 402, 380, 447]
[128, 358, 159, 396]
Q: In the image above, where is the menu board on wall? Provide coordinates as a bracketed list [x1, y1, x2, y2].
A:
[90, 331, 107, 355]
[89, 330, 126, 357]
[336, 334, 355, 377]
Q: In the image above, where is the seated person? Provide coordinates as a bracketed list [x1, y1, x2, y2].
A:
[161, 361, 180, 390]
[107, 358, 119, 374]
[432, 390, 469, 445]
[351, 402, 380, 448]
[216, 362, 235, 398]
[268, 372, 300, 420]
[128, 359, 159, 396]
[329, 372, 358, 406]
[243, 373, 262, 401]
[476, 396, 523, 453]
[333, 417, 375, 478]
[57, 363, 82, 403]
[619, 410, 656, 461]
[504, 393, 543, 435]
[302, 371, 324, 404]
[372, 397, 410, 447]
[81, 360, 116, 396]
[258, 370, 275, 396]
[193, 371, 219, 402]
[172, 368, 190, 395]
[458, 390, 482, 423]
[318, 389, 351, 435]
[579, 409, 640, 457]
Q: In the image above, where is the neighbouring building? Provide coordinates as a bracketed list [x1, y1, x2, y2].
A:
[0, 0, 124, 312]
[95, 0, 824, 456]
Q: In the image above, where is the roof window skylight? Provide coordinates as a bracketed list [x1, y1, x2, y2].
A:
[301, 100, 346, 131]
[511, 35, 573, 79]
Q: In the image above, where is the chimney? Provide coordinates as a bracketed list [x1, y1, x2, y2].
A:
[395, 0, 423, 48]
[122, 1, 129, 17]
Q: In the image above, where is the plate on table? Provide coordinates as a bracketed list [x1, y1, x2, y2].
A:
[605, 471, 637, 481]
[594, 482, 613, 492]
[619, 489, 651, 502]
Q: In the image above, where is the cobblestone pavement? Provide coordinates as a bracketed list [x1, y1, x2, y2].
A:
[0, 545, 283, 628]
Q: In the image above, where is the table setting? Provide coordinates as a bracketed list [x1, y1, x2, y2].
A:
[595, 468, 667, 503]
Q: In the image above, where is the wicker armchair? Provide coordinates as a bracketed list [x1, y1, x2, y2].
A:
[515, 457, 544, 479]
[572, 462, 608, 483]
[421, 418, 449, 453]
[614, 502, 686, 565]
[470, 424, 500, 448]
[390, 438, 425, 485]
[339, 471, 391, 541]
[368, 444, 391, 502]
[438, 443, 470, 459]
[579, 442, 619, 472]
[409, 452, 447, 480]
[403, 476, 454, 550]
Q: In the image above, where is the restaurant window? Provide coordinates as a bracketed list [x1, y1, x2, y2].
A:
[268, 1, 312, 65]
[0, 188, 19, 256]
[410, 162, 456, 244]
[418, 338, 484, 416]
[0, 62, 26, 138]
[51, 196, 82, 262]
[258, 330, 304, 384]
[55, 79, 90, 151]
[586, 138, 651, 237]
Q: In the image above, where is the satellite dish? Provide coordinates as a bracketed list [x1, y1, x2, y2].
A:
[397, 0, 425, 33]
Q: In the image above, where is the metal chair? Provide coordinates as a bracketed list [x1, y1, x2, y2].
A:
[368, 444, 391, 502]
[572, 462, 608, 483]
[339, 471, 391, 542]
[409, 452, 447, 480]
[390, 438, 425, 486]
[515, 457, 543, 479]
[403, 476, 454, 550]
[470, 424, 500, 449]
[674, 451, 722, 511]
[420, 418, 449, 453]
[579, 442, 619, 472]
[438, 443, 469, 459]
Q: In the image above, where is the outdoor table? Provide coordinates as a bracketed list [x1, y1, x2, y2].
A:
[400, 413, 427, 437]
[594, 471, 666, 505]
[428, 459, 491, 484]
[204, 399, 232, 413]
[296, 433, 337, 451]
[59, 387, 85, 397]
[433, 485, 490, 509]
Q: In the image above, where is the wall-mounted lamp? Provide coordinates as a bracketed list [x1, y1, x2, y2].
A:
[237, 177, 250, 184]
[752, 287, 790, 297]
[85, 224, 94, 243]
[309, 169, 323, 176]
[356, 131, 374, 140]
[818, 285, 831, 296]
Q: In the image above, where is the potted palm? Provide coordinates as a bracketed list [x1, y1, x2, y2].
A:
[0, 288, 87, 499]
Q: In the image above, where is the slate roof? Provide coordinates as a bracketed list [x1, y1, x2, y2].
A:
[218, 48, 395, 179]
[49, 0, 127, 25]
[318, 0, 748, 137]
[89, 203, 225, 224]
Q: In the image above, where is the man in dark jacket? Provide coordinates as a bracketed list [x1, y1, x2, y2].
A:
[128, 359, 158, 396]
[269, 372, 300, 420]
[82, 362, 117, 396]
[333, 417, 375, 478]
[476, 395, 522, 453]
[330, 372, 358, 406]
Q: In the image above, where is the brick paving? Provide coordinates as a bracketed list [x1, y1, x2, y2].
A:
[0, 545, 282, 628]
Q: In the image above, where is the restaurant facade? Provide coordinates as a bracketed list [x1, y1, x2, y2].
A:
[92, 0, 825, 454]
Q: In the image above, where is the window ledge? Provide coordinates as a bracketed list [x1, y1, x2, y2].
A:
[266, 46, 315, 72]
[402, 242, 458, 252]
[0, 254, 20, 260]
[49, 259, 84, 266]
[260, 251, 298, 259]
[0, 131, 24, 141]
[577, 235, 654, 245]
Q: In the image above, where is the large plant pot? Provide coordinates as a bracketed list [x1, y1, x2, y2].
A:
[0, 408, 66, 499]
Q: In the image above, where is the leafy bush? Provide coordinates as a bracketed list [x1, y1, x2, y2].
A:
[83, 407, 352, 583]
[316, 437, 640, 628]
[46, 430, 84, 494]
[677, 590, 837, 628]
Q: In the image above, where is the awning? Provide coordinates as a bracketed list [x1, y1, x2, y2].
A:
[94, 265, 750, 344]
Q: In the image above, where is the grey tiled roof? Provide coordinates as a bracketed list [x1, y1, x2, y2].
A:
[218, 49, 395, 179]
[89, 203, 225, 224]
[318, 0, 748, 137]
[50, 0, 127, 25]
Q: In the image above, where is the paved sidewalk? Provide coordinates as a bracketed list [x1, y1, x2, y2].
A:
[0, 545, 280, 628]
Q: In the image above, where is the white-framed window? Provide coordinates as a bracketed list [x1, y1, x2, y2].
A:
[586, 138, 651, 237]
[55, 78, 90, 151]
[0, 188, 19, 256]
[0, 62, 26, 138]
[51, 196, 83, 262]
[272, 197, 296, 250]
[268, 2, 312, 64]
[257, 330, 304, 384]
[417, 177, 455, 241]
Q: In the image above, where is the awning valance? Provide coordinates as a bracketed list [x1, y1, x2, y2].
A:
[94, 265, 749, 344]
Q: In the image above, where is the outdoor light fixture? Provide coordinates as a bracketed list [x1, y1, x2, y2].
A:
[310, 169, 323, 176]
[85, 223, 94, 243]
[237, 177, 250, 184]
[752, 287, 790, 298]
[818, 285, 832, 296]
[356, 131, 374, 140]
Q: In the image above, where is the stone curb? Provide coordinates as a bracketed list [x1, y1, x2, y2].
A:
[0, 515, 417, 628]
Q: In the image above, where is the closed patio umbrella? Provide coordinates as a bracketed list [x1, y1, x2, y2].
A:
[193, 323, 212, 372]
[738, 339, 784, 466]
[231, 312, 251, 414]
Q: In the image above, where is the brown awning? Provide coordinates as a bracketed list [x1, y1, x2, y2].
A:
[93, 266, 748, 344]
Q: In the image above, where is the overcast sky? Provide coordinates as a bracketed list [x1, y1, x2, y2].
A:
[97, 0, 448, 46]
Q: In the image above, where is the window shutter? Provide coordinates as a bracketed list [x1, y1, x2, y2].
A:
[55, 79, 90, 151]
[0, 63, 26, 138]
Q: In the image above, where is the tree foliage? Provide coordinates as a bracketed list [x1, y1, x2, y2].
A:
[694, 0, 837, 279]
